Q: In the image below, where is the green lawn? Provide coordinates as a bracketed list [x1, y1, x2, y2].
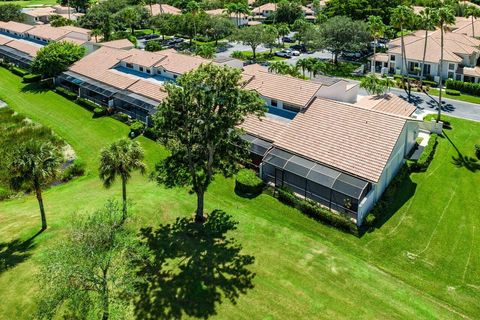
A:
[0, 67, 480, 319]
[7, 0, 57, 7]
[428, 88, 480, 104]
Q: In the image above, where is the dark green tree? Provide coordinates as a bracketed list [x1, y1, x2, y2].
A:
[272, 0, 303, 24]
[31, 41, 86, 78]
[152, 64, 265, 222]
[0, 4, 23, 22]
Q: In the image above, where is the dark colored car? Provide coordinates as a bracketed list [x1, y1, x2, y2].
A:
[138, 34, 159, 40]
[290, 44, 307, 53]
[282, 36, 294, 43]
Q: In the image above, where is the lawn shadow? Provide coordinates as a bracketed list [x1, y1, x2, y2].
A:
[444, 131, 480, 173]
[20, 83, 50, 94]
[0, 229, 42, 275]
[133, 210, 256, 320]
[362, 173, 417, 235]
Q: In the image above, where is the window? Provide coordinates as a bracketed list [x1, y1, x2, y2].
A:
[126, 63, 133, 69]
[139, 66, 144, 72]
[173, 75, 178, 79]
[271, 99, 278, 107]
[390, 55, 395, 61]
[146, 69, 151, 74]
[448, 71, 454, 79]
[448, 63, 455, 70]
[423, 64, 431, 75]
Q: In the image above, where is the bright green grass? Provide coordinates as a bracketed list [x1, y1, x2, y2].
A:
[428, 88, 480, 104]
[0, 67, 480, 319]
[6, 0, 57, 7]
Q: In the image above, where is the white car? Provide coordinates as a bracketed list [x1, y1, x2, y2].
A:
[290, 49, 301, 56]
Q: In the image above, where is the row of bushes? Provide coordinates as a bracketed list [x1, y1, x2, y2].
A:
[276, 187, 358, 235]
[23, 74, 42, 83]
[55, 86, 78, 100]
[62, 159, 86, 182]
[235, 169, 264, 196]
[408, 133, 439, 172]
[10, 66, 29, 77]
[446, 79, 480, 97]
[445, 89, 461, 96]
[392, 74, 438, 87]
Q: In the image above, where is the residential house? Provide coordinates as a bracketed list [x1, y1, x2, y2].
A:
[146, 4, 182, 16]
[252, 3, 315, 21]
[371, 30, 480, 83]
[205, 8, 251, 27]
[23, 6, 83, 25]
[238, 93, 418, 226]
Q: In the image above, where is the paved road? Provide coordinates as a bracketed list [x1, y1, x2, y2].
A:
[358, 86, 480, 122]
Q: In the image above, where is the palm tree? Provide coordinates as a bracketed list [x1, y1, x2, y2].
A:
[276, 23, 290, 46]
[391, 5, 415, 100]
[268, 61, 290, 75]
[435, 5, 456, 123]
[8, 141, 62, 231]
[296, 58, 310, 77]
[99, 139, 146, 221]
[360, 73, 390, 95]
[466, 6, 480, 38]
[225, 3, 240, 27]
[311, 61, 326, 78]
[417, 8, 439, 87]
[91, 28, 101, 42]
[367, 15, 386, 73]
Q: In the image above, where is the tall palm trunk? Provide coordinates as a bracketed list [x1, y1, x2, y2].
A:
[419, 29, 429, 88]
[371, 37, 377, 73]
[101, 267, 109, 320]
[195, 189, 205, 223]
[121, 177, 127, 221]
[472, 16, 475, 38]
[437, 25, 444, 123]
[34, 182, 47, 230]
[400, 26, 411, 100]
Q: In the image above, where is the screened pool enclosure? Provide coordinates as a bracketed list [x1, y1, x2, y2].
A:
[260, 148, 372, 218]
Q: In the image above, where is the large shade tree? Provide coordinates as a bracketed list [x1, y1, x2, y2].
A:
[99, 139, 146, 221]
[31, 41, 86, 78]
[0, 4, 24, 22]
[8, 141, 62, 231]
[152, 64, 265, 223]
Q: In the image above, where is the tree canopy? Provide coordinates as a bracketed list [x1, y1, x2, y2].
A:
[0, 4, 23, 22]
[31, 41, 86, 78]
[152, 64, 265, 222]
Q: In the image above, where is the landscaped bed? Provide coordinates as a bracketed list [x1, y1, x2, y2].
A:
[0, 67, 480, 319]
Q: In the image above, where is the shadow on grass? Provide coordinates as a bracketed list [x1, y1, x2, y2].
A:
[444, 131, 480, 172]
[363, 174, 417, 235]
[0, 229, 42, 275]
[133, 210, 256, 320]
[20, 83, 50, 94]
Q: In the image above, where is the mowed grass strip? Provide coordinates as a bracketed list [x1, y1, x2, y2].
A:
[0, 67, 479, 319]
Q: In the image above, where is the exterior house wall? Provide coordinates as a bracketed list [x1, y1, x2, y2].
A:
[317, 82, 358, 104]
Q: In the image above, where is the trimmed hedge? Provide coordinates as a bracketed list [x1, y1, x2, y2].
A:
[446, 79, 480, 96]
[235, 169, 264, 196]
[408, 133, 438, 172]
[112, 112, 130, 124]
[445, 89, 460, 96]
[23, 74, 42, 83]
[276, 187, 358, 235]
[93, 107, 106, 118]
[11, 66, 29, 77]
[76, 97, 98, 112]
[130, 120, 144, 137]
[422, 80, 438, 87]
[144, 127, 158, 141]
[55, 87, 78, 100]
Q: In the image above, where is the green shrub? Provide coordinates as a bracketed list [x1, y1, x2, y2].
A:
[235, 169, 264, 196]
[446, 79, 480, 96]
[93, 107, 106, 118]
[62, 159, 86, 182]
[55, 86, 78, 100]
[410, 133, 438, 172]
[277, 187, 357, 235]
[445, 89, 460, 96]
[145, 41, 163, 52]
[22, 74, 42, 83]
[11, 66, 29, 77]
[112, 112, 130, 123]
[144, 127, 158, 141]
[422, 80, 437, 87]
[0, 187, 10, 201]
[76, 97, 98, 111]
[130, 120, 145, 137]
[231, 51, 246, 59]
[475, 144, 480, 160]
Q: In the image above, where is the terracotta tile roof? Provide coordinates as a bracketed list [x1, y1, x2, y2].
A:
[127, 79, 168, 102]
[253, 3, 277, 13]
[98, 39, 135, 50]
[206, 8, 248, 18]
[27, 25, 72, 41]
[24, 7, 56, 17]
[389, 30, 480, 63]
[356, 94, 416, 117]
[242, 66, 322, 108]
[97, 69, 139, 90]
[58, 25, 91, 35]
[5, 40, 41, 57]
[148, 4, 181, 15]
[273, 98, 408, 182]
[70, 46, 131, 78]
[370, 53, 389, 63]
[0, 34, 12, 45]
[120, 49, 166, 67]
[453, 16, 480, 37]
[458, 66, 480, 77]
[62, 37, 86, 45]
[154, 49, 211, 74]
[239, 114, 289, 142]
[0, 21, 34, 33]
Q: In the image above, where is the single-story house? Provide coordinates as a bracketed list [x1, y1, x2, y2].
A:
[23, 6, 83, 25]
[146, 4, 182, 16]
[239, 93, 418, 226]
[252, 3, 315, 20]
[205, 8, 251, 27]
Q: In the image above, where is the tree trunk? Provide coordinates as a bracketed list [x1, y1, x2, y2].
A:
[473, 16, 475, 38]
[400, 28, 411, 101]
[252, 47, 256, 60]
[101, 268, 109, 320]
[122, 177, 127, 222]
[35, 184, 47, 230]
[371, 38, 377, 73]
[419, 29, 428, 89]
[333, 52, 338, 65]
[195, 189, 205, 223]
[437, 25, 444, 123]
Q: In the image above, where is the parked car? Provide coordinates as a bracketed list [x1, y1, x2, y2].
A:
[290, 49, 300, 56]
[139, 34, 159, 40]
[290, 44, 307, 53]
[282, 36, 294, 43]
[274, 50, 292, 58]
